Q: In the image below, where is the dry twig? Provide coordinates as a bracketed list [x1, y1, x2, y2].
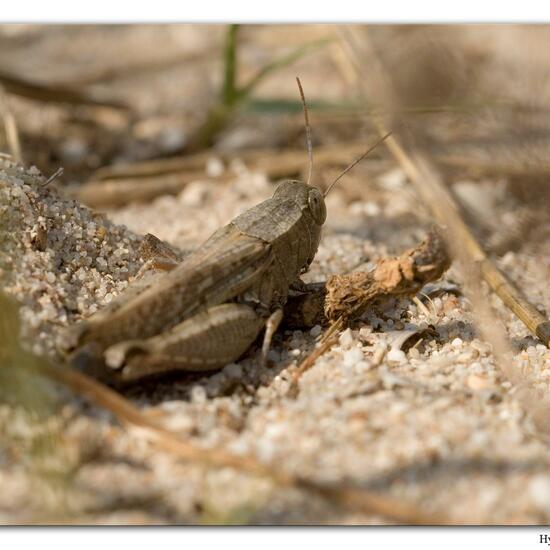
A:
[288, 229, 451, 392]
[0, 69, 130, 112]
[324, 228, 451, 323]
[33, 347, 449, 524]
[70, 171, 233, 209]
[99, 137, 550, 185]
[51, 47, 220, 87]
[76, 142, 389, 208]
[288, 333, 339, 397]
[92, 141, 388, 180]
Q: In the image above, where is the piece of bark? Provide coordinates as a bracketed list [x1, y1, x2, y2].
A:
[284, 229, 451, 329]
[325, 228, 451, 322]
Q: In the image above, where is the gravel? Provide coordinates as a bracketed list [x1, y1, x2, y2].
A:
[1, 157, 550, 525]
[0, 157, 143, 359]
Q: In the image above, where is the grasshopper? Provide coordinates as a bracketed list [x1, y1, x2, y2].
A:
[62, 79, 389, 384]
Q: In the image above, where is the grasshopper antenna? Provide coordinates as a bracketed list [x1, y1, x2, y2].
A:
[324, 131, 392, 197]
[296, 77, 313, 186]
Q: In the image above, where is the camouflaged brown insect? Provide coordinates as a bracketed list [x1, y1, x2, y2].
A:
[61, 79, 389, 384]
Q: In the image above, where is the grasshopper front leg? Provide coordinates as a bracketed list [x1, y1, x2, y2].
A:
[102, 303, 265, 382]
[135, 233, 185, 277]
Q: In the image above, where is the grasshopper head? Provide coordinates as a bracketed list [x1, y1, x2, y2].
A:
[273, 180, 327, 226]
[272, 179, 327, 273]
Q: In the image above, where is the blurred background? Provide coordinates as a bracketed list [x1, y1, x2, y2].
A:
[1, 24, 549, 236]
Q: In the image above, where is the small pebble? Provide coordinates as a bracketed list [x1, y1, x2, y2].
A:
[387, 349, 406, 363]
[59, 137, 88, 163]
[358, 326, 372, 339]
[310, 325, 322, 337]
[339, 328, 354, 348]
[267, 349, 280, 362]
[451, 337, 463, 349]
[190, 385, 207, 404]
[364, 202, 381, 216]
[470, 362, 483, 374]
[354, 360, 372, 374]
[529, 475, 550, 510]
[223, 363, 243, 379]
[342, 347, 363, 368]
[467, 374, 491, 391]
[206, 157, 225, 177]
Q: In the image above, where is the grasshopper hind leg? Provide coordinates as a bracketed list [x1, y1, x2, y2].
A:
[104, 303, 265, 382]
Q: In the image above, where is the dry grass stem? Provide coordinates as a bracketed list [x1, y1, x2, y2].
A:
[100, 142, 388, 181]
[288, 333, 339, 396]
[72, 172, 233, 209]
[52, 47, 220, 87]
[30, 353, 451, 525]
[85, 142, 390, 206]
[384, 137, 549, 348]
[0, 85, 23, 163]
[0, 69, 129, 111]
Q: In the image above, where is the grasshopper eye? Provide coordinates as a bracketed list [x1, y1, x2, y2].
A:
[308, 188, 327, 225]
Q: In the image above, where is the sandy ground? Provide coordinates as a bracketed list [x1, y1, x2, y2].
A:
[1, 151, 550, 525]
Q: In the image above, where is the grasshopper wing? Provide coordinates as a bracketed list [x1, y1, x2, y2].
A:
[64, 225, 273, 351]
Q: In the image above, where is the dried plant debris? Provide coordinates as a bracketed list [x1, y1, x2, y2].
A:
[325, 228, 451, 323]
[283, 229, 450, 332]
